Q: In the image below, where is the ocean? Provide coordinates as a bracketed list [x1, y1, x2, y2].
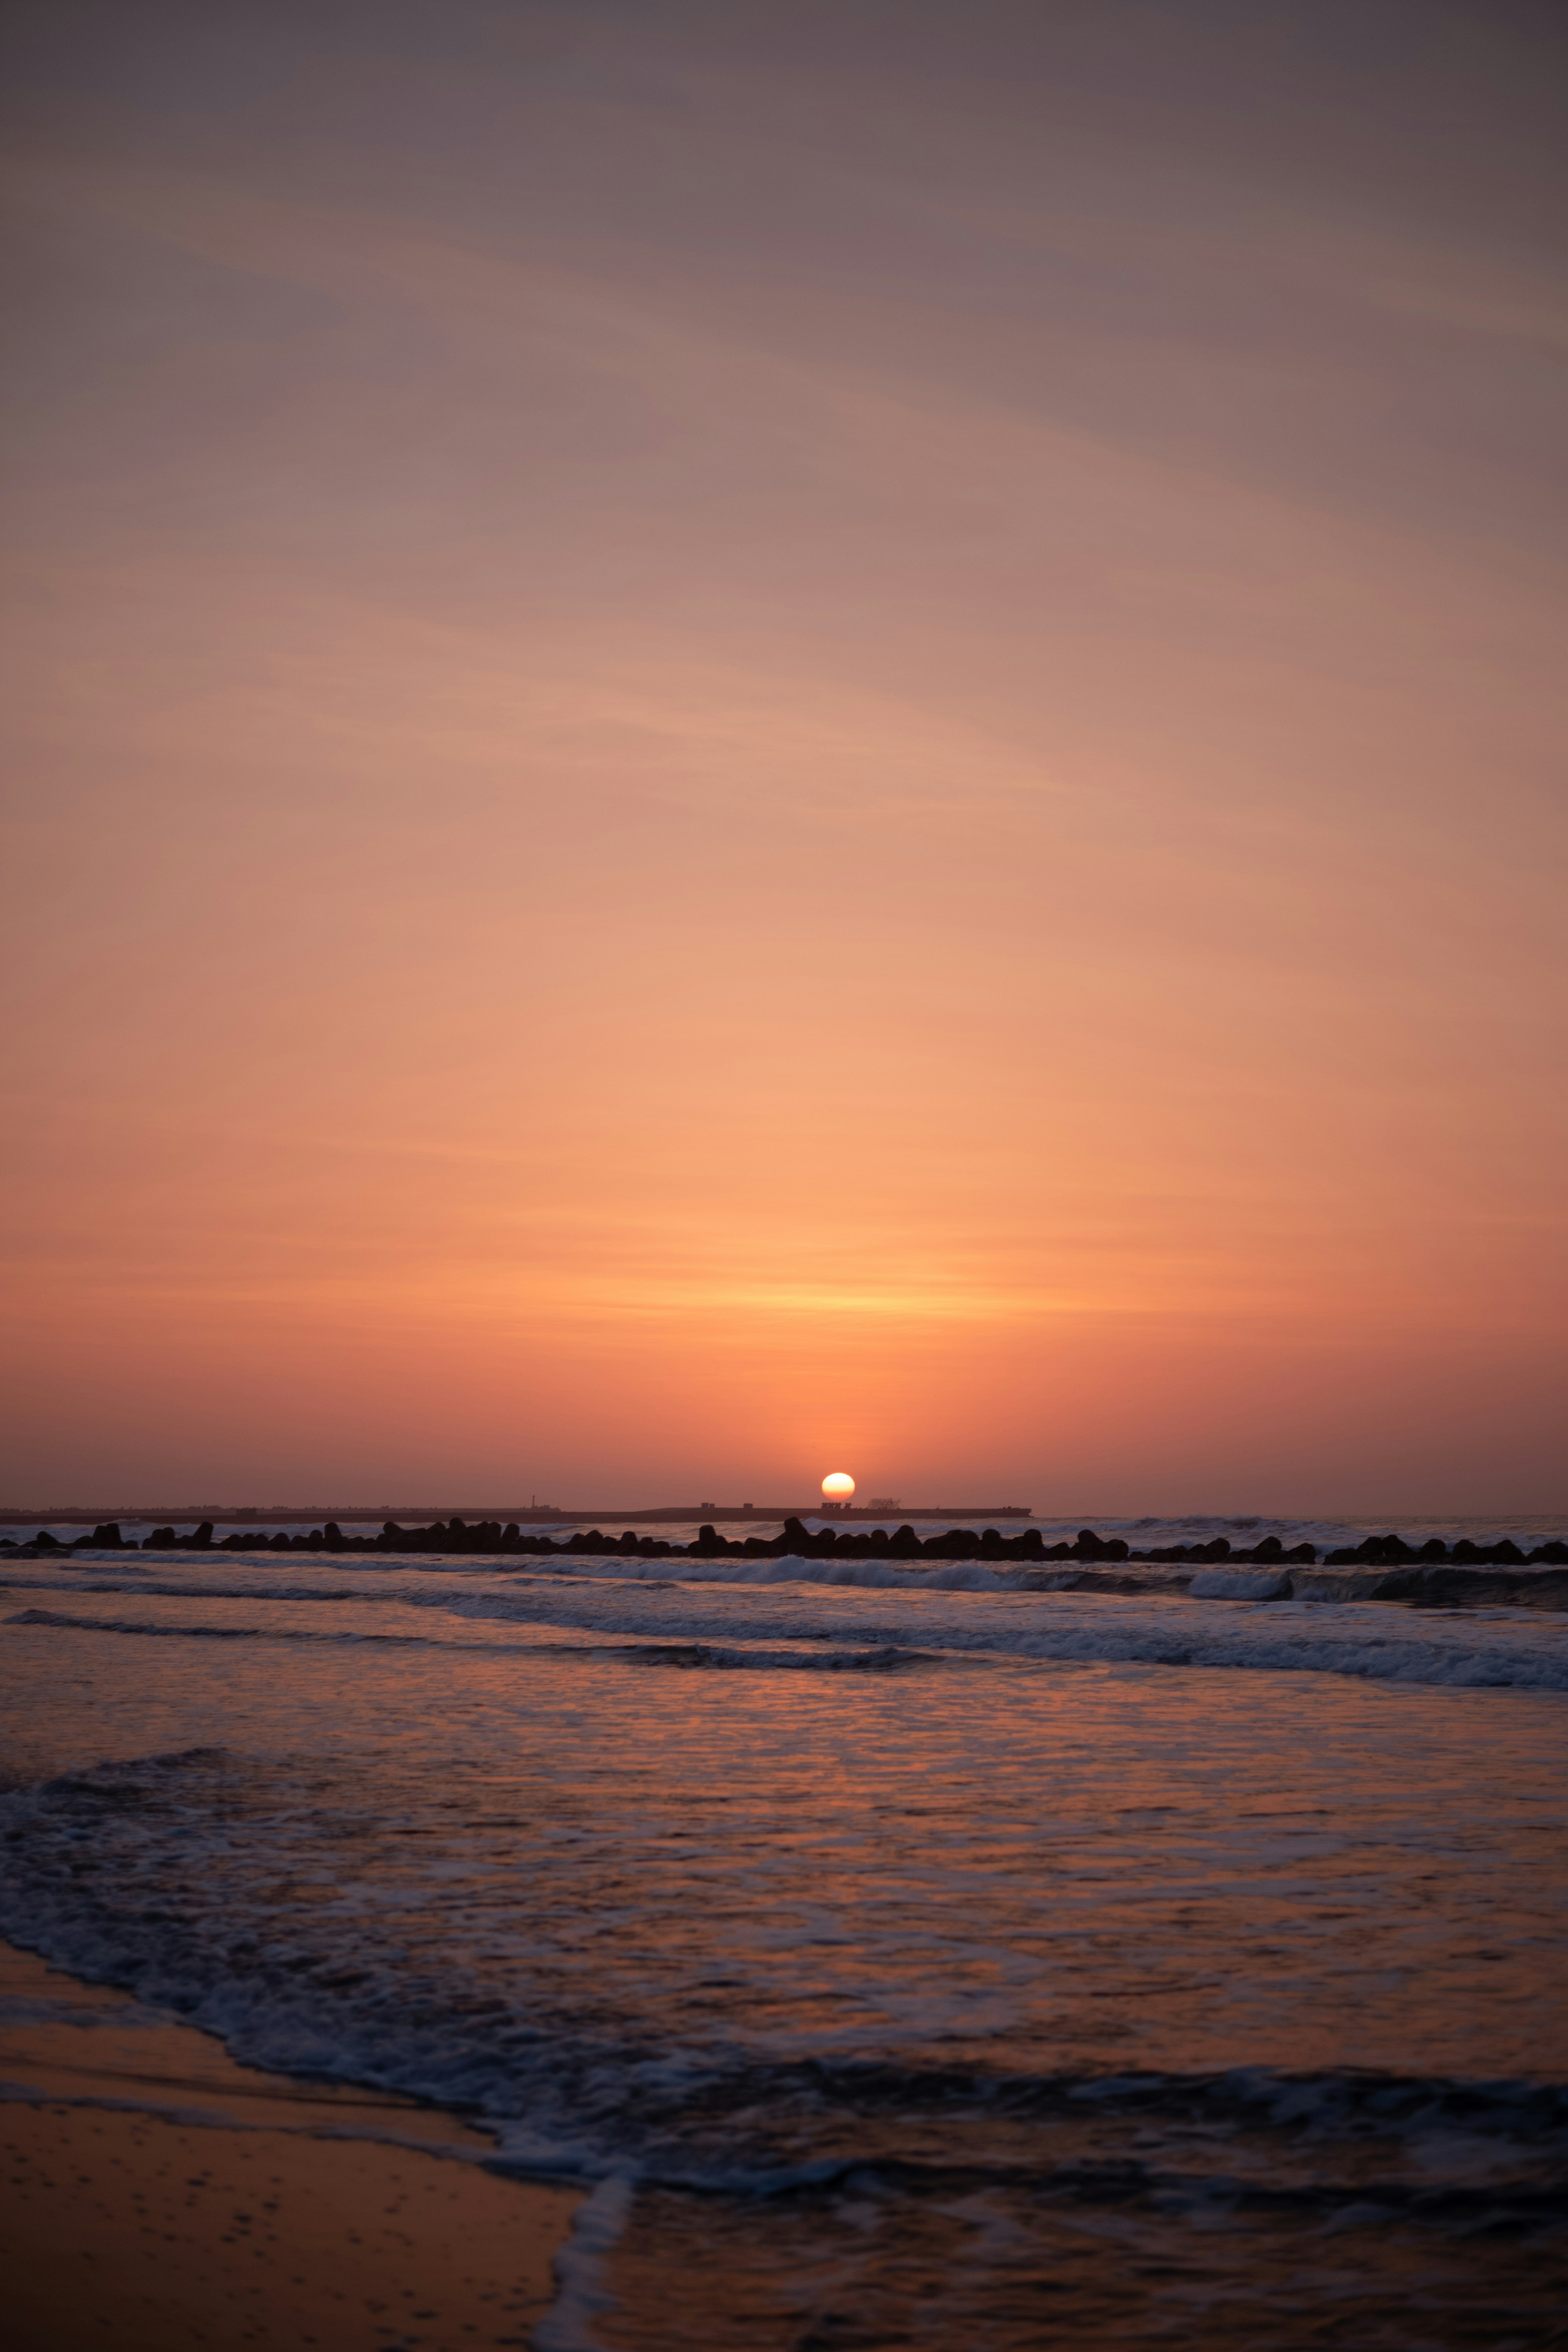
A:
[2, 1514, 1565, 2347]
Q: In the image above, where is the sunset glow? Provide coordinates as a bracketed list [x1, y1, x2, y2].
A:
[1, 2, 1563, 1515]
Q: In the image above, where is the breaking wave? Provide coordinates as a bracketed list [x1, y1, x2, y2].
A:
[10, 1551, 1568, 1692]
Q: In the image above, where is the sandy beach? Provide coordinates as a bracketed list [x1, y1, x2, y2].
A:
[0, 1941, 580, 2351]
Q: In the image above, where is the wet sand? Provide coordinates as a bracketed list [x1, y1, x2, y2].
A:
[0, 1941, 580, 2350]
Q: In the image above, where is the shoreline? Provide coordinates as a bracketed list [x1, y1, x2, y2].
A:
[0, 1938, 581, 2350]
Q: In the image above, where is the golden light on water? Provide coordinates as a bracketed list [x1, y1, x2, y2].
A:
[821, 1472, 856, 1502]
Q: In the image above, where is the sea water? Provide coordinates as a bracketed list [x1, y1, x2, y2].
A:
[2, 1526, 1565, 2347]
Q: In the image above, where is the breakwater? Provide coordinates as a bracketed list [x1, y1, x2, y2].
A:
[6, 1517, 1566, 1605]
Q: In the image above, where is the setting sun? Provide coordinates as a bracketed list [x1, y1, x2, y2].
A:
[821, 1472, 856, 1502]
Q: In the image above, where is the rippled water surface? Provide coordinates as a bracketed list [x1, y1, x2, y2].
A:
[2, 1546, 1565, 2346]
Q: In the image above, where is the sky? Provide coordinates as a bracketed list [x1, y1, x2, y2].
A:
[2, 0, 1565, 1512]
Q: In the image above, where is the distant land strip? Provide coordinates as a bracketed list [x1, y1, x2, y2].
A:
[0, 1503, 1031, 1526]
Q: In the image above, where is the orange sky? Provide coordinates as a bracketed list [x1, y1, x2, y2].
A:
[3, 1, 1565, 1509]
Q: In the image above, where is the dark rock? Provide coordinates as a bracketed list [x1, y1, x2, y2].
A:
[1351, 1533, 1411, 1563]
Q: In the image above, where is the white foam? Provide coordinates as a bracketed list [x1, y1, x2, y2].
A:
[418, 1566, 1568, 1691]
[12, 1560, 1568, 1691]
[532, 2172, 638, 2352]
